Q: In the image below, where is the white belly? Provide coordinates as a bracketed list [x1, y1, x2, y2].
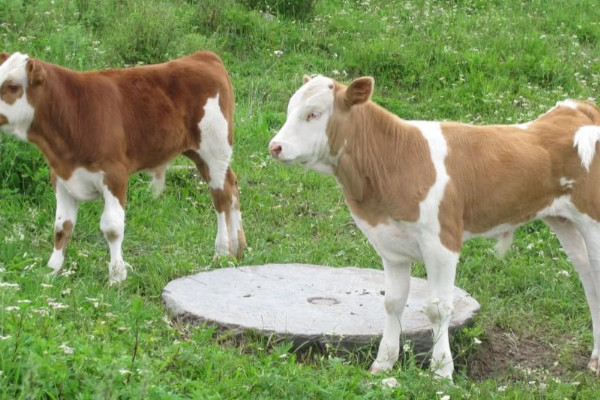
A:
[57, 168, 105, 201]
[352, 214, 422, 262]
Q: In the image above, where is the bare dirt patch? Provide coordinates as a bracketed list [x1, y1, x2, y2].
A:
[464, 325, 590, 382]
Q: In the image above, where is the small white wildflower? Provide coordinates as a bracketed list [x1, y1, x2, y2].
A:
[273, 50, 283, 56]
[0, 282, 20, 289]
[498, 386, 506, 392]
[48, 301, 69, 310]
[40, 283, 54, 288]
[381, 377, 399, 388]
[473, 337, 482, 345]
[59, 343, 74, 355]
[557, 270, 570, 278]
[572, 381, 580, 386]
[61, 288, 71, 296]
[86, 297, 100, 308]
[17, 299, 32, 304]
[119, 369, 131, 375]
[441, 396, 450, 400]
[403, 343, 411, 352]
[526, 243, 535, 249]
[0, 335, 11, 340]
[5, 306, 19, 311]
[106, 312, 117, 318]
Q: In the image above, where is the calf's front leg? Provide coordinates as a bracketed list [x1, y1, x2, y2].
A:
[47, 179, 79, 273]
[421, 237, 459, 379]
[371, 259, 412, 372]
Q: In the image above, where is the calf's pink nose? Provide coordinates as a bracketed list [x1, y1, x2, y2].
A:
[269, 142, 283, 158]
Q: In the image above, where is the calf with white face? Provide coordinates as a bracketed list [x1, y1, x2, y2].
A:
[270, 75, 600, 379]
[0, 52, 246, 284]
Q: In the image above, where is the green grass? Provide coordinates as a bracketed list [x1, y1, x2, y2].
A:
[1, 0, 600, 398]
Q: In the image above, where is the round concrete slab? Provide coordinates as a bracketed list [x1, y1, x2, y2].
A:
[162, 264, 480, 353]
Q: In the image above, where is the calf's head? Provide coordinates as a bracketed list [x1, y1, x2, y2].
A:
[269, 75, 374, 174]
[0, 52, 44, 140]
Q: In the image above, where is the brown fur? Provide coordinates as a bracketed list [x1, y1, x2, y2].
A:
[328, 81, 436, 225]
[0, 79, 24, 105]
[1, 51, 246, 261]
[329, 81, 600, 252]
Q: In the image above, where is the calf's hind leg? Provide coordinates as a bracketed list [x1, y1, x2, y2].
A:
[550, 216, 600, 375]
[183, 151, 246, 260]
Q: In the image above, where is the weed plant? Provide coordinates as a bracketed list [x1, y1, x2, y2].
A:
[1, 0, 600, 398]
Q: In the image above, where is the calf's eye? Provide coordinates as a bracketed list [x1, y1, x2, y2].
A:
[307, 111, 322, 121]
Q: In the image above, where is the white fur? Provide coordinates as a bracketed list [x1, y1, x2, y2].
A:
[556, 99, 580, 110]
[229, 195, 243, 255]
[560, 177, 576, 189]
[215, 211, 230, 257]
[47, 179, 79, 273]
[269, 76, 338, 174]
[573, 125, 600, 171]
[100, 184, 128, 284]
[0, 53, 35, 140]
[52, 168, 128, 283]
[56, 168, 105, 201]
[149, 165, 167, 197]
[197, 94, 232, 190]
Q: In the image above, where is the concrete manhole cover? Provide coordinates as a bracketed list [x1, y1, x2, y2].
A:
[162, 264, 480, 352]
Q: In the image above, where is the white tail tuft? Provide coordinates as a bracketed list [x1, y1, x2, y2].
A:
[573, 126, 600, 172]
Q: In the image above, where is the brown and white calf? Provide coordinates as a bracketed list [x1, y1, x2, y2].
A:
[269, 75, 600, 378]
[0, 51, 246, 284]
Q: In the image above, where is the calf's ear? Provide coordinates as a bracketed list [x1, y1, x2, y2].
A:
[0, 53, 10, 65]
[345, 76, 374, 107]
[26, 59, 45, 86]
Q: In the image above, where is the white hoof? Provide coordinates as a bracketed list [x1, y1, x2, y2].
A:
[370, 360, 394, 374]
[588, 357, 599, 376]
[108, 260, 129, 285]
[47, 249, 65, 274]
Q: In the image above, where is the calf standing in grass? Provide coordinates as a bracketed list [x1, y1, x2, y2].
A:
[0, 51, 246, 284]
[269, 75, 600, 379]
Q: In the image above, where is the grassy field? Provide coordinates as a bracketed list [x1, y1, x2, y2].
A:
[1, 0, 600, 398]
